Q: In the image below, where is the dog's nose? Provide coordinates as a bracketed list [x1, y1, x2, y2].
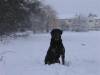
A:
[55, 39, 59, 41]
[54, 36, 61, 40]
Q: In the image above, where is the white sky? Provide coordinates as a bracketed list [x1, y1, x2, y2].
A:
[45, 0, 100, 18]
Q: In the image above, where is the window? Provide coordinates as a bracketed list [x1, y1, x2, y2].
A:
[68, 19, 72, 22]
[89, 20, 93, 22]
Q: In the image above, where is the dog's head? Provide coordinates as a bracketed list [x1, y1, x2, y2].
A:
[51, 29, 63, 40]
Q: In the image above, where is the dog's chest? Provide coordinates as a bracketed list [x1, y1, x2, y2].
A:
[50, 40, 62, 54]
[51, 48, 61, 54]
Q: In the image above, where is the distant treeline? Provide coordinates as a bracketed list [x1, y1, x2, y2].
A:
[0, 0, 57, 36]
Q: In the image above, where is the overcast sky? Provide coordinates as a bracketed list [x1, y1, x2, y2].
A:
[45, 0, 100, 18]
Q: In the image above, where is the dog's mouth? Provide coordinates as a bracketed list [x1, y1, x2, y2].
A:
[55, 38, 60, 41]
[52, 36, 61, 41]
[52, 34, 61, 41]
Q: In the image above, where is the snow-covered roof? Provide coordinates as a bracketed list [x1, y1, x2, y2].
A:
[57, 14, 75, 19]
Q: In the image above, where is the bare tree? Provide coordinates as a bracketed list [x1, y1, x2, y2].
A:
[30, 4, 58, 33]
[43, 5, 58, 32]
[0, 0, 58, 37]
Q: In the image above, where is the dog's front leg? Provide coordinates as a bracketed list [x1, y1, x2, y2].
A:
[61, 49, 65, 65]
[61, 54, 65, 65]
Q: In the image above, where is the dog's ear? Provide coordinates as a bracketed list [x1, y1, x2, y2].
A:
[60, 30, 63, 35]
[58, 29, 63, 35]
[50, 30, 53, 35]
[50, 29, 55, 35]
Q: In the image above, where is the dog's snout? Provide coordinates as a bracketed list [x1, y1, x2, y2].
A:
[52, 33, 61, 40]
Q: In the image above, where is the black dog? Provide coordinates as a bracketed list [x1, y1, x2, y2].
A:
[45, 29, 65, 65]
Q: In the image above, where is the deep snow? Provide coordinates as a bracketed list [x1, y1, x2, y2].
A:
[0, 31, 100, 75]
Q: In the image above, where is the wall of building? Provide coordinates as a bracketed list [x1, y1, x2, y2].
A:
[58, 15, 100, 31]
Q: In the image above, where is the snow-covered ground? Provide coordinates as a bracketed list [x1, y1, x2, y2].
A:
[0, 31, 100, 75]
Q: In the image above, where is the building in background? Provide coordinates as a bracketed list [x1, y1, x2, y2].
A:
[58, 14, 100, 31]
